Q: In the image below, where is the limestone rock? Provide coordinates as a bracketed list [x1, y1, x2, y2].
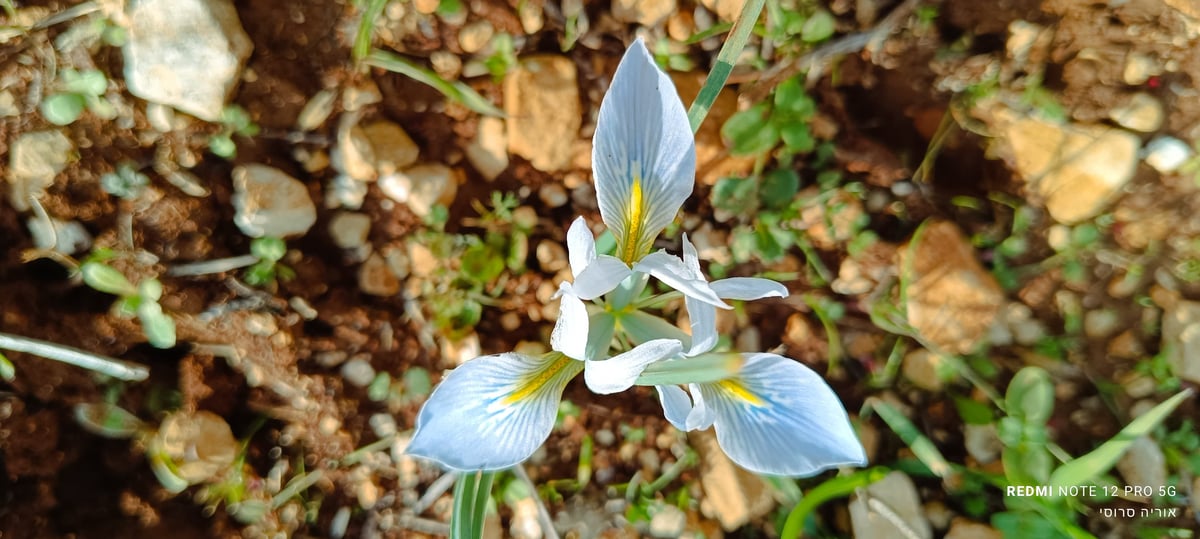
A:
[466, 116, 509, 181]
[1144, 136, 1193, 174]
[122, 0, 253, 122]
[1108, 93, 1163, 133]
[1160, 299, 1200, 384]
[504, 55, 580, 172]
[613, 0, 677, 27]
[231, 164, 317, 238]
[329, 212, 372, 249]
[362, 121, 420, 175]
[699, 0, 746, 21]
[359, 252, 400, 297]
[691, 430, 774, 530]
[458, 20, 494, 54]
[1000, 116, 1140, 224]
[378, 164, 460, 218]
[7, 130, 73, 211]
[849, 471, 932, 539]
[901, 221, 1004, 355]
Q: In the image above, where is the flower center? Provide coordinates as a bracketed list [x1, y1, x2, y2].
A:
[621, 175, 645, 264]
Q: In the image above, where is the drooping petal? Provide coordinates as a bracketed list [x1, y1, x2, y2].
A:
[694, 354, 867, 476]
[572, 256, 633, 300]
[621, 310, 692, 347]
[657, 384, 693, 430]
[685, 383, 715, 431]
[710, 278, 789, 301]
[551, 284, 589, 360]
[593, 38, 696, 264]
[681, 233, 704, 279]
[566, 217, 596, 279]
[407, 352, 583, 471]
[634, 251, 729, 309]
[584, 338, 682, 394]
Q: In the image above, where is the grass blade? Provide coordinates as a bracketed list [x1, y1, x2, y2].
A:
[686, 0, 766, 134]
[352, 0, 388, 62]
[1049, 388, 1193, 493]
[365, 50, 505, 117]
[780, 467, 889, 539]
[864, 397, 954, 479]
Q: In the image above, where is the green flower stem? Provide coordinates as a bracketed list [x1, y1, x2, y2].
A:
[686, 0, 767, 134]
[635, 353, 743, 386]
[0, 332, 149, 381]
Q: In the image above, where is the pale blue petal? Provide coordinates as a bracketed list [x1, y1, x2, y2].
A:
[657, 384, 693, 430]
[695, 354, 867, 476]
[685, 295, 718, 356]
[572, 255, 632, 300]
[634, 251, 730, 309]
[593, 38, 696, 264]
[584, 339, 682, 394]
[567, 216, 596, 279]
[622, 310, 692, 347]
[407, 353, 583, 471]
[551, 285, 589, 360]
[685, 383, 715, 431]
[711, 278, 789, 301]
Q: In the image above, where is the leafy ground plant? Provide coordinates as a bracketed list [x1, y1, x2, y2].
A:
[80, 251, 176, 349]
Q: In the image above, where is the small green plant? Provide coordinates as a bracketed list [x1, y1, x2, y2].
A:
[722, 76, 817, 158]
[80, 251, 176, 349]
[100, 162, 151, 200]
[483, 33, 517, 80]
[209, 105, 260, 159]
[40, 68, 116, 126]
[243, 237, 294, 287]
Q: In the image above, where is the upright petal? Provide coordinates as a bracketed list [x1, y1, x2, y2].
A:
[566, 217, 596, 279]
[685, 383, 715, 431]
[551, 284, 589, 360]
[572, 256, 633, 300]
[685, 295, 718, 356]
[584, 338, 682, 394]
[694, 354, 867, 476]
[634, 251, 729, 309]
[408, 352, 583, 471]
[593, 38, 696, 264]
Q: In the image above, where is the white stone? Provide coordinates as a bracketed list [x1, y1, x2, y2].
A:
[963, 424, 1002, 464]
[649, 505, 687, 538]
[1122, 52, 1158, 86]
[362, 121, 419, 175]
[378, 164, 459, 218]
[458, 20, 494, 54]
[231, 164, 317, 238]
[1144, 136, 1193, 173]
[1115, 436, 1167, 492]
[613, 0, 677, 27]
[849, 471, 932, 539]
[122, 0, 253, 122]
[7, 130, 73, 211]
[509, 498, 542, 539]
[1001, 116, 1140, 224]
[466, 116, 509, 181]
[329, 212, 372, 249]
[505, 55, 580, 172]
[691, 430, 773, 530]
[296, 88, 338, 131]
[27, 217, 91, 255]
[1108, 93, 1164, 133]
[341, 357, 376, 387]
[358, 252, 400, 297]
[1161, 299, 1200, 384]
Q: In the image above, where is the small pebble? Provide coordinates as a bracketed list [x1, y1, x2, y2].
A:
[638, 449, 661, 474]
[538, 183, 569, 208]
[595, 429, 616, 447]
[370, 413, 397, 438]
[342, 357, 377, 387]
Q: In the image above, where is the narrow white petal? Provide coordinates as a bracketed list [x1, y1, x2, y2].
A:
[634, 251, 730, 309]
[681, 233, 703, 278]
[566, 216, 596, 279]
[593, 38, 696, 264]
[685, 383, 715, 431]
[584, 338, 682, 394]
[621, 310, 692, 347]
[695, 354, 867, 477]
[551, 285, 589, 360]
[657, 384, 693, 430]
[685, 296, 718, 356]
[711, 278, 789, 301]
[572, 255, 632, 300]
[407, 353, 583, 471]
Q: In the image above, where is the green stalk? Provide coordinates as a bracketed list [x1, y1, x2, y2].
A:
[451, 471, 495, 539]
[686, 0, 767, 134]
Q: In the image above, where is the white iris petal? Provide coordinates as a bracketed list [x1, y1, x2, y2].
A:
[693, 353, 867, 476]
[633, 251, 729, 309]
[407, 352, 584, 471]
[657, 384, 693, 430]
[584, 338, 682, 394]
[551, 284, 590, 360]
[593, 38, 696, 264]
[563, 217, 632, 300]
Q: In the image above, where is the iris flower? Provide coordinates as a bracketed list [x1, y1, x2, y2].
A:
[408, 38, 866, 477]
